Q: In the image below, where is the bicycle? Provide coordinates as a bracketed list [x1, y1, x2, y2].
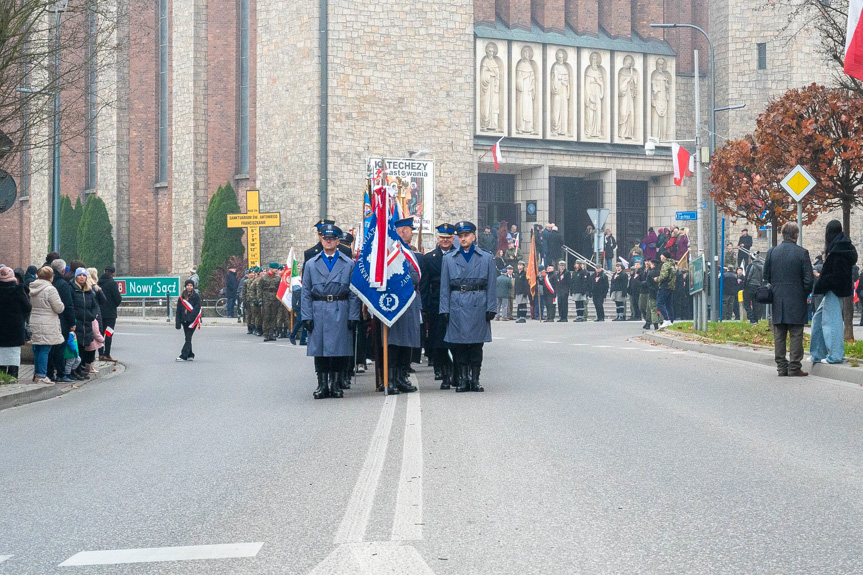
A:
[214, 297, 228, 317]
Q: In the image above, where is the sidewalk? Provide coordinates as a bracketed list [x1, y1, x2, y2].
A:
[641, 330, 863, 388]
[0, 360, 126, 412]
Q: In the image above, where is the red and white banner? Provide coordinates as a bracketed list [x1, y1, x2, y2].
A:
[543, 274, 556, 305]
[846, 0, 863, 80]
[672, 143, 693, 186]
[105, 326, 114, 337]
[491, 138, 503, 170]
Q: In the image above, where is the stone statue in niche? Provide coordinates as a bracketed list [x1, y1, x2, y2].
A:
[550, 49, 572, 137]
[515, 45, 538, 134]
[584, 51, 606, 138]
[617, 55, 638, 140]
[479, 42, 503, 132]
[651, 57, 672, 140]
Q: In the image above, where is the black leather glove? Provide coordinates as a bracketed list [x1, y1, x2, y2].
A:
[440, 313, 449, 325]
[347, 320, 359, 331]
[303, 320, 314, 333]
[486, 311, 497, 322]
[175, 324, 181, 330]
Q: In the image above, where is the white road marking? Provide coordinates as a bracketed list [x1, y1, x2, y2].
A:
[593, 345, 613, 348]
[543, 341, 561, 344]
[518, 338, 534, 342]
[391, 383, 423, 541]
[58, 543, 263, 566]
[570, 343, 588, 346]
[0, 555, 12, 564]
[333, 395, 398, 544]
[620, 347, 638, 350]
[308, 542, 435, 575]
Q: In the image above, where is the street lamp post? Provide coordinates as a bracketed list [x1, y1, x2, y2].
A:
[650, 22, 720, 321]
[50, 0, 69, 253]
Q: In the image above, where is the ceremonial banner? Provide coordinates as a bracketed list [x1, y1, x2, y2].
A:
[277, 247, 300, 310]
[367, 158, 434, 246]
[350, 186, 417, 327]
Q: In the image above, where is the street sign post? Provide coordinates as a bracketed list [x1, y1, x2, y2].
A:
[227, 190, 281, 268]
[586, 208, 610, 264]
[115, 277, 180, 298]
[780, 165, 816, 246]
[675, 211, 698, 221]
[689, 255, 706, 331]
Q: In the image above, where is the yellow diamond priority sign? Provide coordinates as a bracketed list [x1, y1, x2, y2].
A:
[780, 165, 816, 202]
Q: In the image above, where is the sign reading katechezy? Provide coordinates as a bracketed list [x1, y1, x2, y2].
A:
[115, 277, 180, 298]
[367, 158, 435, 248]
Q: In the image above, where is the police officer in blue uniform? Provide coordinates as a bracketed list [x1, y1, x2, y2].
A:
[301, 224, 361, 399]
[439, 221, 497, 392]
[420, 223, 456, 389]
[385, 217, 421, 395]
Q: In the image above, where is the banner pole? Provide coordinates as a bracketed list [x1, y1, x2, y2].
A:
[383, 325, 389, 393]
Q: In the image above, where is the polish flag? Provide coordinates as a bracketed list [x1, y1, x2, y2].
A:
[845, 0, 863, 80]
[491, 138, 503, 170]
[672, 143, 693, 186]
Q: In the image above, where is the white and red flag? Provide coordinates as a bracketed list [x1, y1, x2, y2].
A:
[543, 273, 556, 304]
[277, 247, 299, 310]
[491, 138, 504, 170]
[845, 0, 863, 80]
[105, 326, 114, 337]
[672, 143, 693, 186]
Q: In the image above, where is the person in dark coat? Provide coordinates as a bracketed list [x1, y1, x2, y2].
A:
[0, 266, 32, 380]
[554, 260, 572, 322]
[384, 217, 421, 395]
[97, 266, 123, 360]
[742, 257, 765, 324]
[513, 261, 530, 323]
[225, 267, 239, 318]
[763, 222, 814, 376]
[70, 268, 100, 379]
[439, 221, 497, 392]
[175, 279, 202, 361]
[810, 220, 857, 364]
[737, 229, 754, 269]
[603, 230, 617, 270]
[478, 226, 495, 252]
[303, 219, 352, 263]
[590, 266, 609, 321]
[302, 224, 361, 399]
[721, 267, 740, 320]
[421, 223, 456, 387]
[571, 261, 590, 321]
[47, 259, 75, 382]
[610, 263, 629, 321]
[547, 226, 564, 264]
[540, 265, 557, 322]
[24, 265, 38, 288]
[628, 259, 645, 322]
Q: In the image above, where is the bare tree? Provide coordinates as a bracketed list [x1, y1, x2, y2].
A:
[0, 0, 129, 175]
[771, 0, 863, 97]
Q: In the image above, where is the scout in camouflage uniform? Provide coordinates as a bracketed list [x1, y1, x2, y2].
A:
[250, 269, 263, 336]
[244, 269, 257, 334]
[259, 262, 282, 341]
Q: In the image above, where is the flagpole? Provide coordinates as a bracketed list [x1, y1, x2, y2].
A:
[381, 156, 389, 395]
[383, 324, 389, 393]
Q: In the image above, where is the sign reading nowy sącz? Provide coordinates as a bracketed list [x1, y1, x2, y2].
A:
[115, 277, 181, 298]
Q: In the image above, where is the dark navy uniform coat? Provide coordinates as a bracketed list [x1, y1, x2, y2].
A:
[439, 247, 497, 344]
[301, 251, 360, 357]
[387, 250, 422, 348]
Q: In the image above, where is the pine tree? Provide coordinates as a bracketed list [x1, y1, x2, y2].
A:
[198, 182, 245, 291]
[77, 196, 115, 271]
[58, 195, 76, 260]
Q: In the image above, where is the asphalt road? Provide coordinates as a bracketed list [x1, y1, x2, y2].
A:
[1, 319, 861, 574]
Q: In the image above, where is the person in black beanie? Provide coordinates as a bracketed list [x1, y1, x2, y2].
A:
[175, 279, 202, 361]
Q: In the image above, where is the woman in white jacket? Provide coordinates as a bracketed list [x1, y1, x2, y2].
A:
[28, 267, 65, 383]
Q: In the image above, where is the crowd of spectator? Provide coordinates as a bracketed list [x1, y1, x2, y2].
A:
[0, 252, 122, 384]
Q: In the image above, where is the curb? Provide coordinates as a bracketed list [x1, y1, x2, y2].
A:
[640, 332, 863, 388]
[0, 362, 126, 413]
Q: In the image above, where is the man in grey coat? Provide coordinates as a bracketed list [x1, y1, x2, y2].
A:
[385, 217, 420, 395]
[302, 224, 361, 398]
[763, 222, 814, 377]
[439, 221, 497, 392]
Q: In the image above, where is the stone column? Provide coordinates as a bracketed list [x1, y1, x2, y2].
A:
[171, 0, 208, 274]
[517, 164, 549, 225]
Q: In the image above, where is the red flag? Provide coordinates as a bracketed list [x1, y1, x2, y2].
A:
[491, 138, 503, 170]
[672, 143, 692, 186]
[846, 0, 863, 80]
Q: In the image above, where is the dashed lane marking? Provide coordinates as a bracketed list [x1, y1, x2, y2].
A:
[571, 343, 588, 346]
[543, 341, 562, 344]
[391, 383, 423, 541]
[0, 555, 12, 564]
[58, 543, 263, 566]
[518, 339, 534, 342]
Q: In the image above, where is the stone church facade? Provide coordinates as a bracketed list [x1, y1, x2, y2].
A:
[0, 0, 837, 273]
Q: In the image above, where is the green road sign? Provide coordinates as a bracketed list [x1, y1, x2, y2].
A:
[689, 256, 704, 295]
[115, 276, 180, 298]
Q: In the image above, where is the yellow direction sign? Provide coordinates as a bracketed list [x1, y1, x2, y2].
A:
[227, 189, 281, 268]
[780, 165, 816, 202]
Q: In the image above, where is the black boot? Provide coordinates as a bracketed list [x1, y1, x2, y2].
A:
[440, 362, 451, 390]
[341, 366, 352, 389]
[386, 368, 400, 395]
[434, 366, 443, 380]
[395, 366, 417, 393]
[313, 372, 328, 399]
[470, 365, 484, 392]
[455, 365, 470, 393]
[6, 365, 19, 381]
[329, 372, 344, 398]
